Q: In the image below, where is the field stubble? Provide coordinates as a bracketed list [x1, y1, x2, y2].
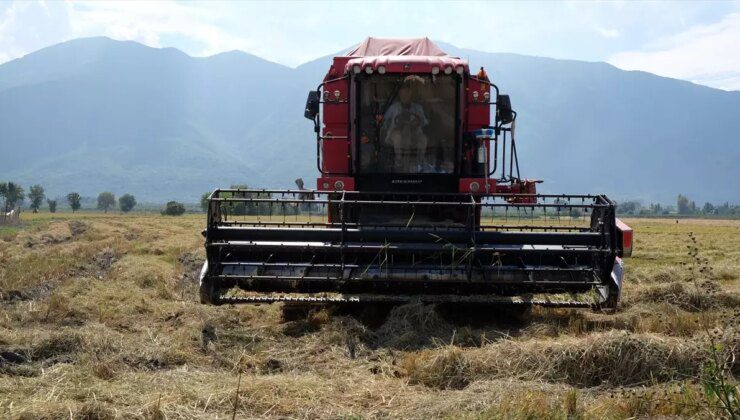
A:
[0, 214, 738, 419]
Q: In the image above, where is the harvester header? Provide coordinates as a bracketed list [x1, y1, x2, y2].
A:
[201, 37, 632, 309]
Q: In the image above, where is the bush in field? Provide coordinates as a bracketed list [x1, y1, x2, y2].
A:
[67, 192, 81, 213]
[97, 192, 116, 213]
[29, 184, 45, 213]
[119, 194, 137, 213]
[161, 201, 186, 216]
[47, 199, 57, 213]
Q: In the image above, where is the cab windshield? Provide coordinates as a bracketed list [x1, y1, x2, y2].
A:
[357, 74, 456, 174]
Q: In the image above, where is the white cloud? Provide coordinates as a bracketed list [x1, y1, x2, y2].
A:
[609, 12, 740, 91]
[597, 27, 620, 39]
[0, 1, 73, 63]
[65, 1, 259, 56]
[2, 0, 739, 91]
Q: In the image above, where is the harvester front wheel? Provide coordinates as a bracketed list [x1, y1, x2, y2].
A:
[596, 292, 620, 312]
[198, 262, 221, 305]
[199, 278, 220, 305]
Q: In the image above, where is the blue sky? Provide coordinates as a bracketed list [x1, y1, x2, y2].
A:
[2, 1, 740, 90]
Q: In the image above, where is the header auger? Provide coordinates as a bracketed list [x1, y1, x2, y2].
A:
[200, 38, 632, 309]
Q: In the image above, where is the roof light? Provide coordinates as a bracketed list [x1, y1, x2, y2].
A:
[444, 66, 452, 75]
[353, 64, 361, 74]
[472, 91, 479, 101]
[456, 66, 464, 75]
[431, 66, 440, 75]
[365, 66, 373, 74]
[323, 90, 330, 100]
[483, 91, 490, 101]
[334, 90, 341, 99]
[477, 67, 488, 80]
[377, 65, 386, 74]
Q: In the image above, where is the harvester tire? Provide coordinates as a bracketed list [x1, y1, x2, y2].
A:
[596, 293, 620, 313]
[281, 303, 313, 322]
[199, 278, 219, 305]
[501, 304, 533, 323]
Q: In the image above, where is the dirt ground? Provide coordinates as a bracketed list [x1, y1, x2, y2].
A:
[0, 213, 738, 419]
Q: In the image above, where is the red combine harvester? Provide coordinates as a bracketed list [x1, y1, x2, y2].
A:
[200, 38, 632, 309]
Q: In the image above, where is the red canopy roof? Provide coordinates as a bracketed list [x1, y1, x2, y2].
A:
[346, 37, 448, 57]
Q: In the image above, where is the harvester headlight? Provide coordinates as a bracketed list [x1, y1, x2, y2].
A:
[456, 66, 464, 75]
[431, 66, 440, 75]
[334, 180, 345, 190]
[469, 181, 480, 192]
[377, 65, 386, 74]
[483, 91, 490, 101]
[353, 64, 361, 74]
[334, 90, 341, 99]
[444, 66, 453, 75]
[322, 182, 330, 189]
[365, 66, 373, 74]
[323, 90, 330, 100]
[472, 91, 479, 101]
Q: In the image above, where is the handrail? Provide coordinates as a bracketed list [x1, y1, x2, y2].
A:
[313, 75, 351, 176]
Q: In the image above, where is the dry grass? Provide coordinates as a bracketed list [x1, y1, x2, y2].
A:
[0, 214, 738, 419]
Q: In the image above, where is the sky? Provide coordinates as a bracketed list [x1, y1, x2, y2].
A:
[1, 1, 740, 90]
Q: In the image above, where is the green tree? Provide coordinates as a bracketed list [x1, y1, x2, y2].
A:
[119, 194, 137, 213]
[702, 202, 715, 215]
[47, 199, 57, 213]
[200, 192, 211, 212]
[1, 182, 25, 213]
[97, 192, 116, 213]
[161, 201, 186, 216]
[677, 194, 691, 215]
[553, 198, 566, 216]
[223, 184, 249, 215]
[67, 192, 82, 213]
[28, 184, 45, 213]
[617, 200, 641, 215]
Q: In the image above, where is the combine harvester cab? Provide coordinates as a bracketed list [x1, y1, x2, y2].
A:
[201, 38, 632, 309]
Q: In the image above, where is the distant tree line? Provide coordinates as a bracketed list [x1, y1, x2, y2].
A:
[0, 181, 140, 214]
[617, 194, 739, 217]
[0, 181, 193, 217]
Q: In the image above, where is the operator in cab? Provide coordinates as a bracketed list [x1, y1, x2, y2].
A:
[383, 78, 429, 172]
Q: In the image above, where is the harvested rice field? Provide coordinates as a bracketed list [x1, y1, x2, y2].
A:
[1, 214, 738, 419]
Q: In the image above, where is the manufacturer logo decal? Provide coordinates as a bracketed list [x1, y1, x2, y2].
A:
[391, 179, 422, 184]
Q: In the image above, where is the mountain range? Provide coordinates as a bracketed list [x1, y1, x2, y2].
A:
[1, 37, 738, 204]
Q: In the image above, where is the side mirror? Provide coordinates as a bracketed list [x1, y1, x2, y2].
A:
[496, 94, 514, 125]
[304, 90, 320, 120]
